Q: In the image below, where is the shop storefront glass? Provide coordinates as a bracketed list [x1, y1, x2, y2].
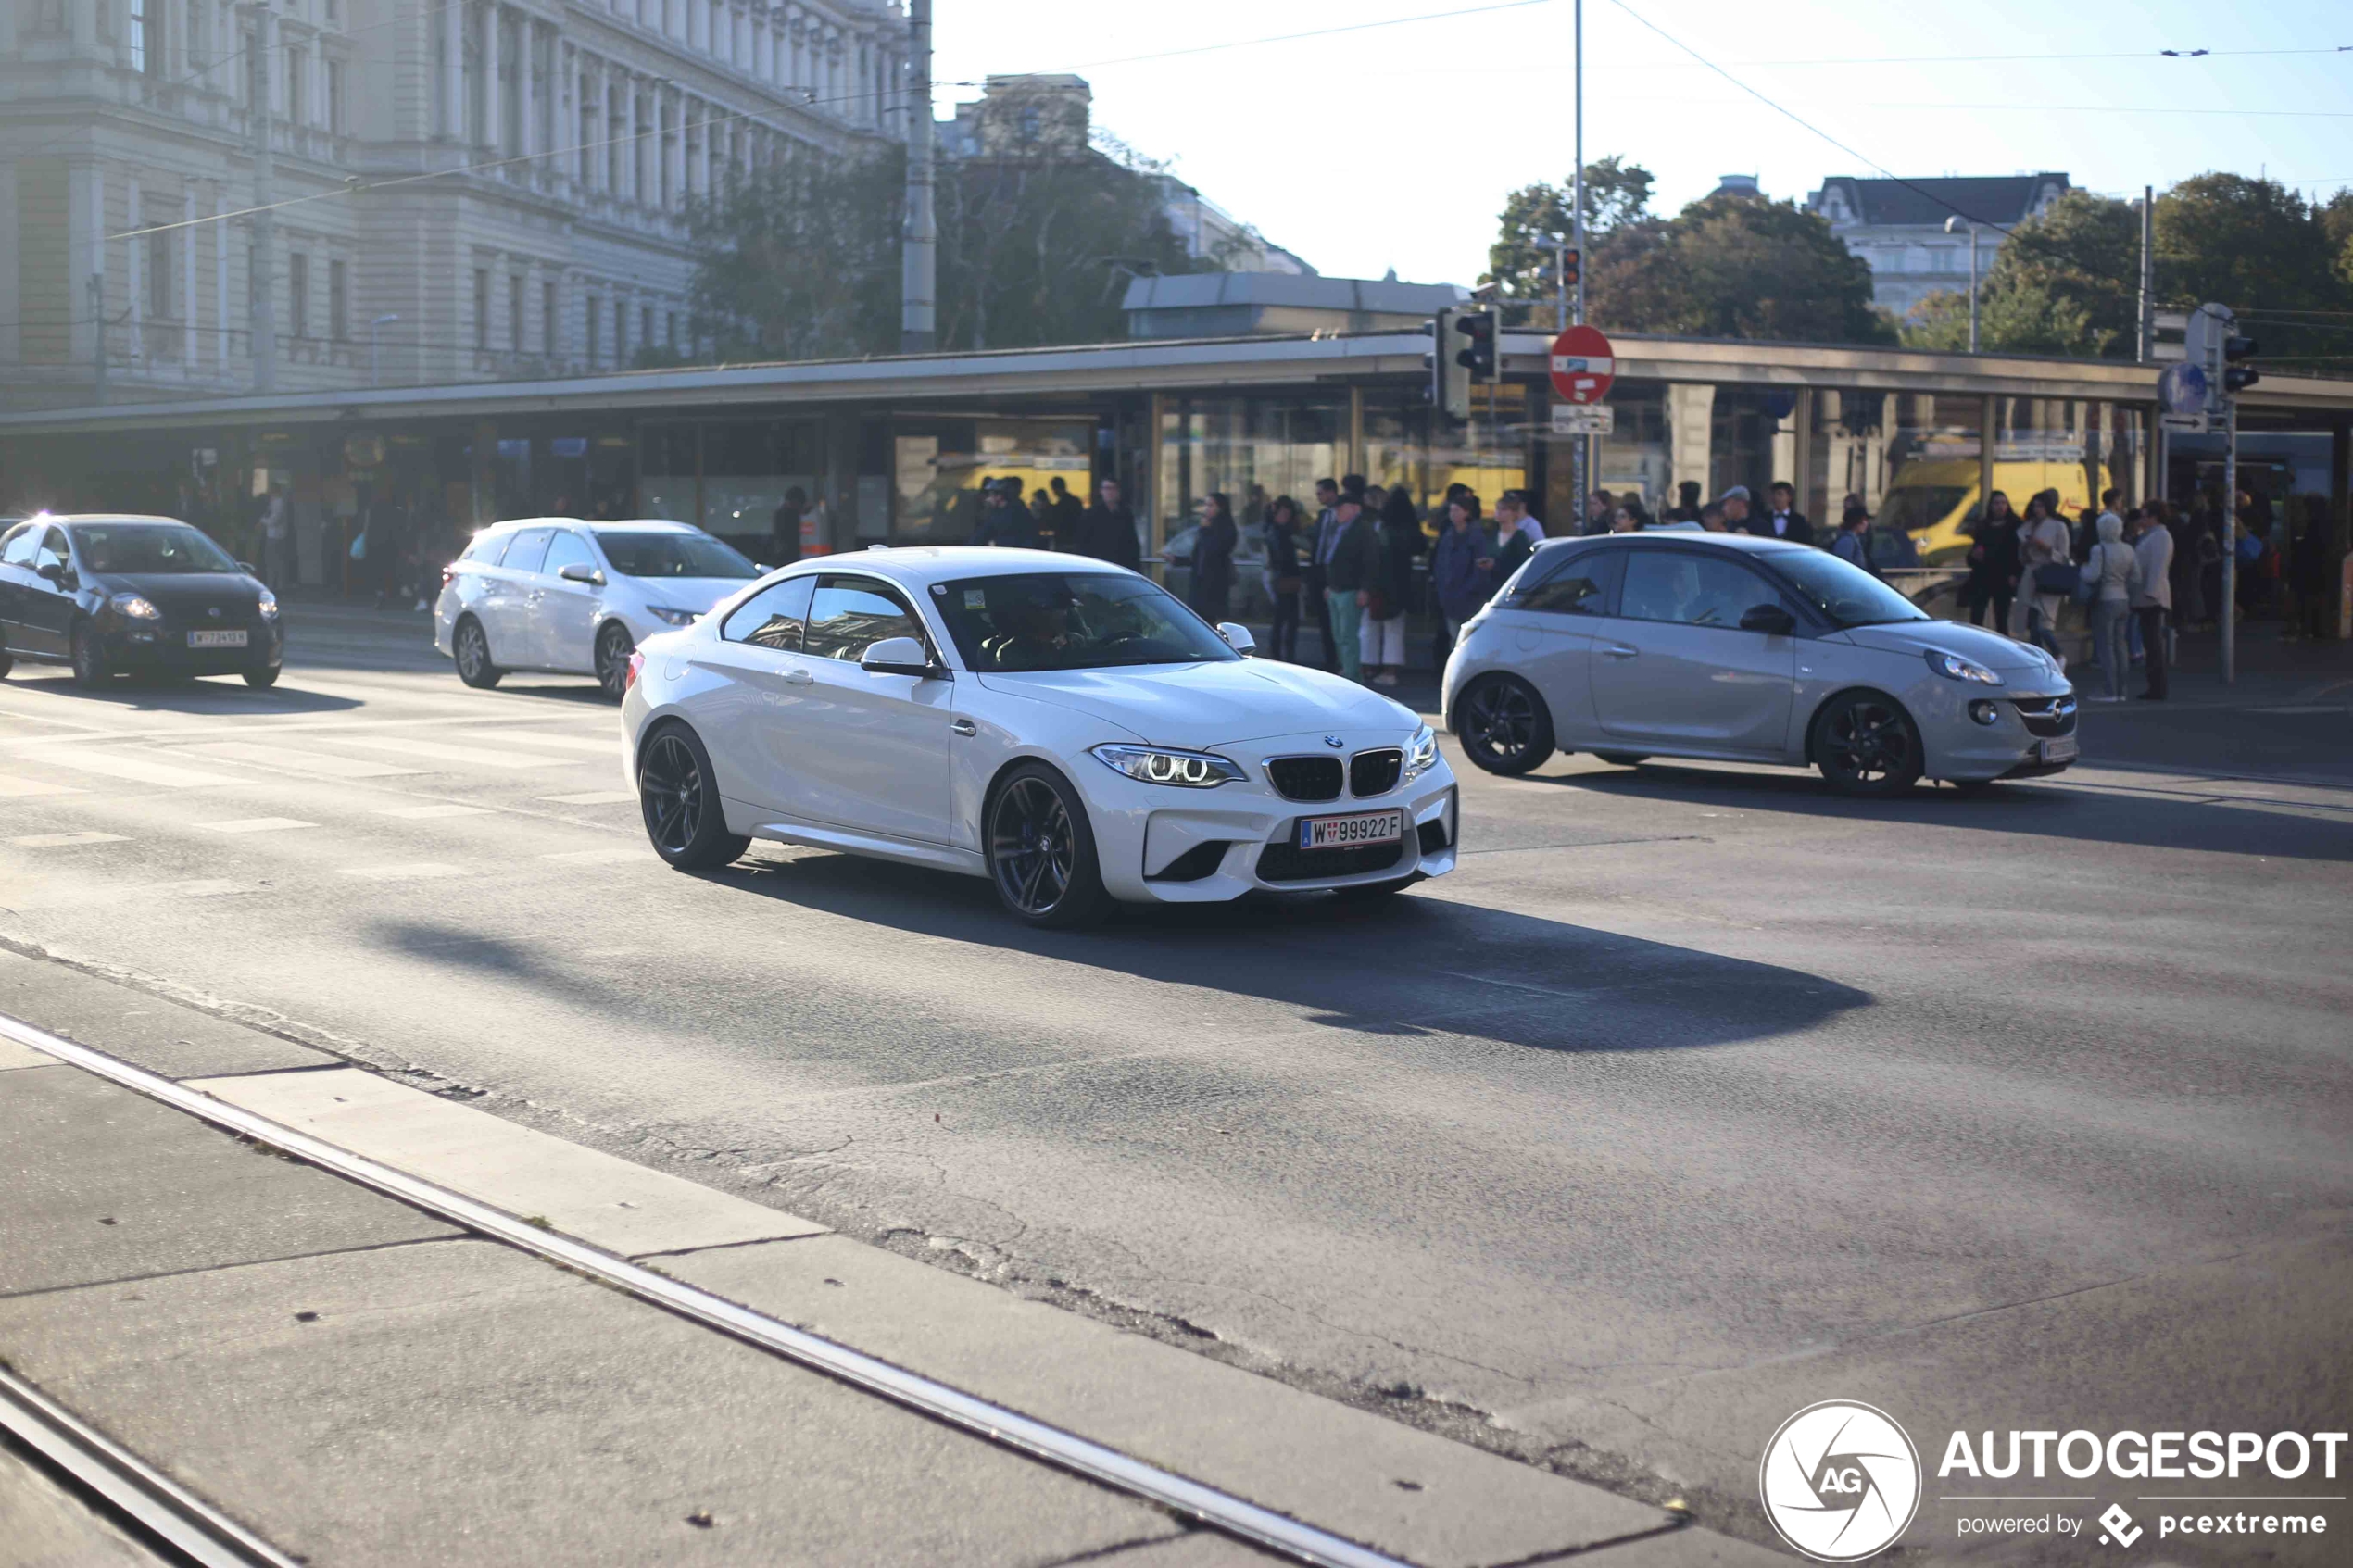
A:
[893, 416, 1094, 547]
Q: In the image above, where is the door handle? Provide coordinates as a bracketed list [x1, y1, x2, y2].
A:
[950, 719, 976, 736]
[1602, 644, 1640, 659]
[780, 668, 814, 685]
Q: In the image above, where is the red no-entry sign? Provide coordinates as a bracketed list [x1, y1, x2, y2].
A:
[1549, 325, 1616, 405]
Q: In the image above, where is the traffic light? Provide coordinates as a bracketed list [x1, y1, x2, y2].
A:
[1454, 308, 1498, 383]
[1430, 307, 1471, 420]
[1560, 246, 1581, 292]
[2223, 333, 2260, 393]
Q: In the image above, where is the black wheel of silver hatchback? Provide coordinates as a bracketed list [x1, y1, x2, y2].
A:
[1813, 690, 1924, 797]
[1454, 674, 1554, 776]
[453, 615, 502, 689]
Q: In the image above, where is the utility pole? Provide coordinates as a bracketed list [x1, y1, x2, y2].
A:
[2221, 392, 2238, 684]
[899, 0, 936, 354]
[1570, 0, 1589, 522]
[2135, 185, 2154, 363]
[247, 0, 278, 394]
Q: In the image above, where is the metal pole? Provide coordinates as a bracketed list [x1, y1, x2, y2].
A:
[247, 1, 277, 395]
[2135, 185, 2154, 363]
[89, 274, 107, 404]
[1571, 0, 1589, 525]
[369, 313, 398, 386]
[2221, 395, 2238, 684]
[1554, 241, 1567, 333]
[898, 0, 936, 353]
[1967, 225, 1979, 354]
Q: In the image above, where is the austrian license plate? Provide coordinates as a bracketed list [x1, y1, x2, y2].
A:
[187, 629, 248, 649]
[1298, 809, 1403, 850]
[2038, 734, 2079, 764]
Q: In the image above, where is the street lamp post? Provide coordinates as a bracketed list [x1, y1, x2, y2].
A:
[368, 313, 399, 386]
[1944, 215, 1980, 353]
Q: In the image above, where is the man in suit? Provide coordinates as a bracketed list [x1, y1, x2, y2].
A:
[1069, 477, 1140, 569]
[1749, 481, 1814, 545]
[1302, 476, 1342, 671]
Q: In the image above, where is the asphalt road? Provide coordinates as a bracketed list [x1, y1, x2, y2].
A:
[4, 607, 2349, 1562]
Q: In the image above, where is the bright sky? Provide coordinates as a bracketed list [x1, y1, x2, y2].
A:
[930, 0, 2353, 285]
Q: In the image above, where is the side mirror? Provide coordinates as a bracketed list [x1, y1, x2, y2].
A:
[1739, 602, 1795, 635]
[1215, 621, 1256, 656]
[558, 561, 604, 585]
[236, 560, 258, 574]
[34, 561, 66, 583]
[860, 635, 941, 679]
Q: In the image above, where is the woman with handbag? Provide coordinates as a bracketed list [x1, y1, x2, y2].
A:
[2081, 510, 2141, 701]
[1962, 491, 2020, 632]
[1260, 495, 1306, 662]
[2019, 494, 2073, 666]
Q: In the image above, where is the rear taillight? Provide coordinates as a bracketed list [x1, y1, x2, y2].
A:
[440, 566, 455, 588]
[624, 649, 645, 691]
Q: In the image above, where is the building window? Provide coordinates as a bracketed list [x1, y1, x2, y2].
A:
[510, 275, 524, 352]
[131, 0, 160, 75]
[329, 258, 347, 340]
[327, 59, 345, 133]
[616, 298, 629, 362]
[587, 295, 602, 365]
[288, 252, 308, 337]
[288, 45, 307, 124]
[543, 281, 559, 358]
[641, 305, 653, 354]
[666, 310, 678, 349]
[474, 268, 490, 350]
[147, 232, 172, 320]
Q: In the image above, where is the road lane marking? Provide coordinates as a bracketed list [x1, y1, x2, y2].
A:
[6, 832, 131, 848]
[375, 803, 493, 820]
[0, 775, 85, 798]
[197, 817, 317, 834]
[539, 790, 635, 805]
[23, 750, 237, 788]
[498, 731, 628, 756]
[313, 735, 568, 771]
[185, 741, 423, 779]
[339, 862, 469, 881]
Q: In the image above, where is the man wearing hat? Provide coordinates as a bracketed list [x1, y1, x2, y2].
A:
[1718, 485, 1755, 533]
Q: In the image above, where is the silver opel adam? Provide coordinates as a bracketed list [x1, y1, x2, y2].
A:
[1442, 532, 2078, 796]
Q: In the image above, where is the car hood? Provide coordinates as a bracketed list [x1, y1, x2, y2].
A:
[1833, 619, 2055, 674]
[975, 659, 1415, 746]
[97, 571, 264, 611]
[619, 576, 753, 612]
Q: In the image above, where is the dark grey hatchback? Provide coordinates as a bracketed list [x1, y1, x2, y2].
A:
[0, 515, 283, 688]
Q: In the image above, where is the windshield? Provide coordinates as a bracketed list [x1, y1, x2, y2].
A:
[932, 571, 1240, 672]
[1763, 548, 1931, 627]
[70, 524, 239, 575]
[593, 530, 756, 579]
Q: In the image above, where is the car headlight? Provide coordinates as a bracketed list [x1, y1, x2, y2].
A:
[1402, 723, 1440, 784]
[647, 605, 699, 627]
[110, 593, 161, 620]
[256, 593, 280, 620]
[1925, 648, 2001, 685]
[1090, 744, 1245, 788]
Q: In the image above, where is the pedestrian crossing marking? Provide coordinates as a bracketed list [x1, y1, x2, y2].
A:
[339, 861, 470, 881]
[7, 832, 131, 848]
[198, 817, 317, 834]
[318, 735, 573, 771]
[497, 730, 628, 757]
[375, 803, 494, 820]
[187, 741, 422, 779]
[26, 750, 236, 788]
[0, 775, 86, 798]
[539, 791, 636, 805]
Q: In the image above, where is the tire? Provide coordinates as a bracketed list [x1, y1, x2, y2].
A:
[244, 664, 281, 689]
[985, 761, 1114, 929]
[0, 650, 13, 679]
[453, 615, 503, 689]
[635, 723, 750, 870]
[1453, 674, 1554, 776]
[1592, 751, 1650, 767]
[593, 621, 635, 702]
[1812, 690, 1924, 797]
[69, 622, 112, 689]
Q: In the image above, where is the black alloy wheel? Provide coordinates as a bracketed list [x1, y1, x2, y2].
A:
[1813, 691, 1924, 797]
[594, 622, 635, 701]
[636, 725, 749, 869]
[1454, 674, 1554, 776]
[986, 764, 1113, 928]
[453, 616, 502, 689]
[70, 622, 111, 689]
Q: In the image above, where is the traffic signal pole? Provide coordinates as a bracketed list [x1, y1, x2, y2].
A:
[2222, 395, 2237, 684]
[1571, 0, 1589, 526]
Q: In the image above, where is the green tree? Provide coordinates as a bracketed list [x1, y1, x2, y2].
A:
[1901, 190, 2139, 358]
[2156, 173, 2346, 360]
[1482, 157, 1655, 324]
[686, 144, 906, 361]
[1584, 191, 1894, 345]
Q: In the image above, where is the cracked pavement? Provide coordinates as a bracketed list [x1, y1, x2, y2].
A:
[2, 613, 2349, 1561]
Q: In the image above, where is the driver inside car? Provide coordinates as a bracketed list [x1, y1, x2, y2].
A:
[980, 595, 1076, 671]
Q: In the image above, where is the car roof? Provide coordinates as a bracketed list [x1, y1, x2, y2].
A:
[482, 516, 587, 531]
[1546, 531, 1811, 556]
[47, 514, 189, 529]
[782, 546, 1133, 589]
[589, 519, 707, 533]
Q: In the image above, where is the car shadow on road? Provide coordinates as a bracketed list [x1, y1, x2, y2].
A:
[0, 669, 361, 714]
[664, 851, 1874, 1057]
[1529, 760, 2353, 863]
